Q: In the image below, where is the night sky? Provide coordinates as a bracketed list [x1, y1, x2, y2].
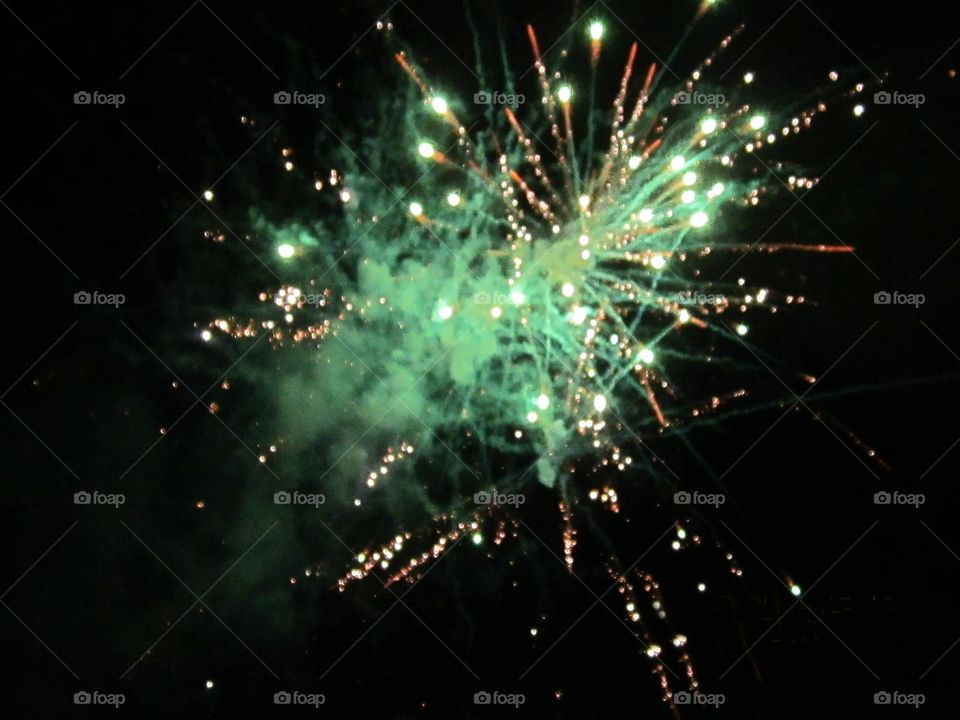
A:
[1, 0, 958, 717]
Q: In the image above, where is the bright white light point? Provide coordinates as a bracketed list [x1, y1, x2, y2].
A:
[205, 681, 214, 689]
[853, 104, 865, 117]
[790, 584, 802, 597]
[670, 155, 685, 171]
[471, 532, 483, 545]
[609, 334, 619, 345]
[639, 208, 653, 223]
[829, 71, 839, 81]
[284, 161, 294, 171]
[681, 189, 696, 203]
[678, 309, 690, 323]
[628, 156, 641, 170]
[201, 329, 212, 342]
[710, 182, 725, 197]
[750, 115, 766, 130]
[578, 234, 590, 246]
[438, 305, 453, 320]
[447, 192, 461, 206]
[580, 249, 591, 260]
[571, 306, 588, 324]
[430, 97, 448, 114]
[510, 290, 525, 305]
[530, 627, 539, 636]
[418, 142, 435, 158]
[589, 21, 604, 40]
[677, 528, 687, 539]
[736, 323, 748, 336]
[697, 582, 707, 592]
[672, 540, 681, 550]
[561, 282, 575, 297]
[409, 202, 423, 216]
[593, 395, 607, 412]
[578, 194, 591, 209]
[690, 211, 709, 228]
[682, 171, 697, 186]
[700, 118, 718, 134]
[277, 243, 296, 258]
[557, 85, 573, 103]
[536, 394, 550, 410]
[202, 190, 214, 202]
[743, 72, 755, 83]
[490, 306, 502, 318]
[639, 347, 655, 364]
[526, 411, 539, 423]
[339, 190, 351, 203]
[650, 255, 666, 270]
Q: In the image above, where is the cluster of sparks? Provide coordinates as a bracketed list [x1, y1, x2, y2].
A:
[200, 5, 869, 710]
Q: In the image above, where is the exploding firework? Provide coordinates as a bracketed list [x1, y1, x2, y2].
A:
[201, 3, 871, 709]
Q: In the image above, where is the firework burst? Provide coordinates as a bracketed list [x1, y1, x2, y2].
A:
[204, 4, 870, 709]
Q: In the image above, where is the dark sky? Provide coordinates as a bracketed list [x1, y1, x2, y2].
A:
[1, 0, 958, 717]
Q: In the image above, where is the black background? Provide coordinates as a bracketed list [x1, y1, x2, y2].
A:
[1, 0, 958, 717]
